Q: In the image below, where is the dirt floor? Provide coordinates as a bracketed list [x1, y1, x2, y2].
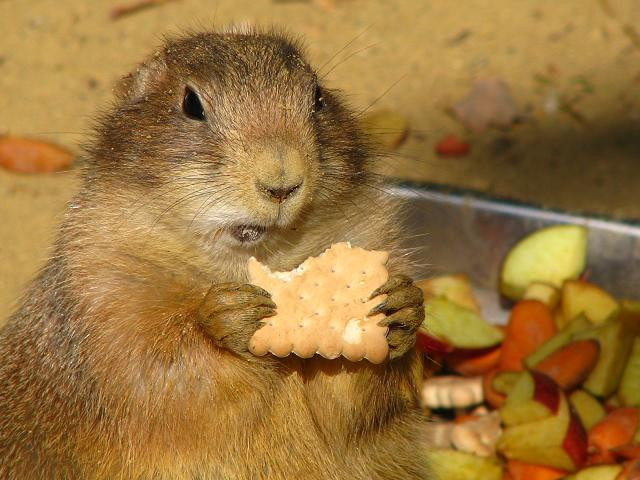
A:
[1, 0, 639, 321]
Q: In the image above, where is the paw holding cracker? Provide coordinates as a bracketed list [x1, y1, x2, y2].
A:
[248, 242, 390, 363]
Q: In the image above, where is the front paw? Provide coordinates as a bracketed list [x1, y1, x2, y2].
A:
[368, 274, 425, 360]
[198, 283, 276, 356]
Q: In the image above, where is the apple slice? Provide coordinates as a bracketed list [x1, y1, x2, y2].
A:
[524, 315, 592, 369]
[500, 371, 560, 426]
[424, 449, 503, 480]
[416, 274, 481, 313]
[569, 390, 607, 431]
[533, 339, 600, 391]
[492, 371, 522, 395]
[523, 282, 561, 310]
[618, 337, 640, 407]
[497, 393, 588, 471]
[422, 297, 504, 349]
[572, 318, 636, 397]
[561, 465, 622, 480]
[499, 225, 587, 300]
[561, 280, 619, 327]
[416, 330, 454, 354]
[483, 368, 508, 408]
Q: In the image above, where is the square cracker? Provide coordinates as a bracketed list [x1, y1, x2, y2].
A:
[248, 242, 390, 364]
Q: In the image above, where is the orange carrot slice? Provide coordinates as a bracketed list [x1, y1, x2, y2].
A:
[0, 136, 73, 173]
[500, 300, 557, 372]
[446, 345, 502, 376]
[612, 444, 640, 461]
[619, 459, 640, 479]
[533, 339, 600, 390]
[588, 408, 640, 464]
[506, 459, 567, 480]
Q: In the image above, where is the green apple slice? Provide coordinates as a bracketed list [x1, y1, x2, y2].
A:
[422, 297, 504, 349]
[561, 464, 623, 480]
[572, 317, 635, 397]
[523, 282, 561, 309]
[492, 371, 522, 395]
[416, 274, 481, 313]
[500, 371, 560, 426]
[561, 280, 619, 326]
[569, 390, 607, 430]
[500, 225, 587, 301]
[425, 449, 502, 480]
[618, 337, 640, 407]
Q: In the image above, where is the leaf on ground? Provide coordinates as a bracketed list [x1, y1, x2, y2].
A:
[0, 136, 74, 173]
[452, 77, 523, 133]
[435, 134, 470, 157]
[361, 109, 410, 150]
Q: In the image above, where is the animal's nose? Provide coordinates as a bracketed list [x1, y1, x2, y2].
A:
[258, 181, 302, 203]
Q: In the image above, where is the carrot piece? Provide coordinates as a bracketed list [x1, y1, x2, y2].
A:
[0, 136, 73, 173]
[588, 408, 640, 464]
[499, 300, 557, 371]
[506, 459, 567, 480]
[619, 459, 640, 479]
[483, 368, 507, 408]
[446, 345, 502, 376]
[612, 444, 640, 461]
[533, 339, 600, 390]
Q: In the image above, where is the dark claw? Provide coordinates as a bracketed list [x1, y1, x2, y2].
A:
[377, 306, 424, 331]
[368, 274, 413, 300]
[368, 301, 388, 317]
[387, 329, 417, 360]
[237, 284, 272, 298]
[367, 285, 424, 317]
[251, 306, 278, 320]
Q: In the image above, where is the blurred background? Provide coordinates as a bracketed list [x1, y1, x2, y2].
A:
[1, 0, 639, 321]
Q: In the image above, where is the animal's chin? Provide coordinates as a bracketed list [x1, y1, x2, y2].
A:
[231, 224, 267, 244]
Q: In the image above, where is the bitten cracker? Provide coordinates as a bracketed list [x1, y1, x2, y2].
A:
[248, 242, 390, 363]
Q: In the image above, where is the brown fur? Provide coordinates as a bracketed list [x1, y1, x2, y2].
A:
[0, 28, 429, 479]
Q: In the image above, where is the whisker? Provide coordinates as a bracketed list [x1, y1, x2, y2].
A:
[317, 25, 373, 75]
[356, 74, 407, 118]
[320, 42, 380, 79]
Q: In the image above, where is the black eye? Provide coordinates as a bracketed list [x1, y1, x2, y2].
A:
[313, 85, 324, 113]
[182, 87, 206, 121]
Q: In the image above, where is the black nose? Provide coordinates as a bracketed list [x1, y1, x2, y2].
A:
[259, 182, 302, 203]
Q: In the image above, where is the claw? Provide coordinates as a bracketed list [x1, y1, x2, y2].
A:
[238, 284, 272, 298]
[367, 286, 423, 317]
[369, 274, 413, 300]
[377, 307, 424, 330]
[368, 301, 387, 317]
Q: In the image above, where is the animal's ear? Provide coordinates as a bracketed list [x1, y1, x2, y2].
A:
[115, 51, 167, 101]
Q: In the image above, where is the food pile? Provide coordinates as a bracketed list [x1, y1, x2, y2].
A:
[418, 225, 640, 480]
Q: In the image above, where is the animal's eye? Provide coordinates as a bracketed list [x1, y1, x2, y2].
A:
[313, 85, 324, 113]
[182, 87, 206, 121]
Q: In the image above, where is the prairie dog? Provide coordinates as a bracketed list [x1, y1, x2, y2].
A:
[0, 28, 428, 479]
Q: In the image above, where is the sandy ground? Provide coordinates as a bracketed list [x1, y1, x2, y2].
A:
[1, 0, 639, 321]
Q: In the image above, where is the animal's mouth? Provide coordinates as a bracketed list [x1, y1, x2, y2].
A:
[231, 224, 267, 244]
